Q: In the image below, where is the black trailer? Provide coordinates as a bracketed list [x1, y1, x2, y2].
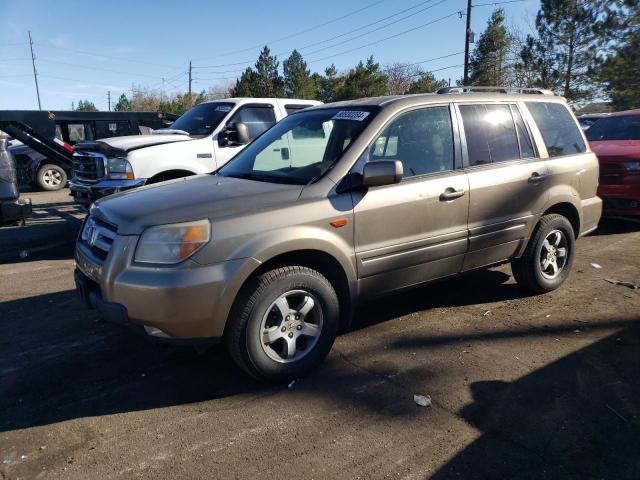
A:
[0, 110, 177, 191]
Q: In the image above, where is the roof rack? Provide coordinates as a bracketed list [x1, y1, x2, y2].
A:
[436, 86, 555, 96]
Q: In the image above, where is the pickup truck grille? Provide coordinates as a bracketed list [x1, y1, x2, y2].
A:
[73, 151, 106, 182]
[81, 215, 117, 261]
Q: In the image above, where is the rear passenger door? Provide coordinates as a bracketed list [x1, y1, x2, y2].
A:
[456, 102, 548, 271]
[353, 105, 470, 297]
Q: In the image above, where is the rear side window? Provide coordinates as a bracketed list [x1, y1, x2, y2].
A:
[526, 102, 586, 157]
[459, 104, 520, 165]
[511, 106, 536, 158]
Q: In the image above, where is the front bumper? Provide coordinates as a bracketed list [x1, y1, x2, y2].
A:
[69, 177, 146, 207]
[598, 181, 640, 217]
[0, 197, 32, 226]
[75, 239, 260, 341]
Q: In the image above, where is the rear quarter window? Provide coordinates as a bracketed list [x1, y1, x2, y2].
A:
[526, 102, 586, 157]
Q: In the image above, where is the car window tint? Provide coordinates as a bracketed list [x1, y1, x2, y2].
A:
[285, 104, 314, 115]
[526, 102, 586, 157]
[459, 104, 520, 165]
[230, 106, 276, 140]
[585, 115, 640, 141]
[370, 106, 454, 178]
[512, 105, 536, 158]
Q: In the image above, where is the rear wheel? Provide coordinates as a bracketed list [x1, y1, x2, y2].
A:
[225, 266, 339, 382]
[37, 164, 67, 191]
[511, 214, 575, 293]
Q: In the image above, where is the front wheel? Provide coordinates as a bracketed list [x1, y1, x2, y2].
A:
[511, 214, 575, 293]
[37, 164, 67, 191]
[225, 266, 339, 382]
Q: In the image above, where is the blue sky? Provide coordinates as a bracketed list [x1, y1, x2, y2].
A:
[0, 0, 539, 110]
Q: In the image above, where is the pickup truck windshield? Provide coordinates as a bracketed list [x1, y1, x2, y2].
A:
[169, 102, 234, 136]
[586, 115, 640, 141]
[219, 107, 377, 185]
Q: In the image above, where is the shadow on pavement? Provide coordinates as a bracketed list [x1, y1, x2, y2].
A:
[591, 218, 640, 237]
[429, 323, 640, 480]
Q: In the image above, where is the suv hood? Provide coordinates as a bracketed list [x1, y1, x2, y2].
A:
[92, 174, 303, 235]
[94, 133, 193, 152]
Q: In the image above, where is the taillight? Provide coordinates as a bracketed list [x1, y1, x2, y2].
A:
[54, 138, 74, 152]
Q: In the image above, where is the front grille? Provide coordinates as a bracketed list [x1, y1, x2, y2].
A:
[81, 215, 117, 261]
[73, 151, 106, 182]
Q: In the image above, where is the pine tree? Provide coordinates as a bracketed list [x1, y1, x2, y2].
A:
[232, 67, 260, 97]
[523, 0, 617, 102]
[469, 9, 510, 86]
[335, 57, 387, 101]
[314, 65, 343, 103]
[254, 46, 284, 97]
[114, 93, 132, 111]
[76, 100, 98, 112]
[283, 50, 317, 99]
[600, 2, 640, 109]
[407, 71, 449, 94]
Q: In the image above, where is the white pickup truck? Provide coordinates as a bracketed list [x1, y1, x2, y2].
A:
[69, 97, 321, 206]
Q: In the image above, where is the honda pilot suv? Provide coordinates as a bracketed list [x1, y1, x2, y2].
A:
[75, 87, 602, 381]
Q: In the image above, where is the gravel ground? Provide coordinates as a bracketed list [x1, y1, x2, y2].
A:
[1, 189, 639, 479]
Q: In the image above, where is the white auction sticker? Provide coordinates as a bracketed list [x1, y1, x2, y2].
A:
[215, 105, 232, 112]
[332, 110, 370, 121]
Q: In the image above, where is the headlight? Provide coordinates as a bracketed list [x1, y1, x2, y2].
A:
[107, 157, 134, 180]
[623, 161, 640, 174]
[135, 220, 210, 264]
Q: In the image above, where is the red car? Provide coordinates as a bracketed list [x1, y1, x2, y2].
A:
[587, 108, 640, 218]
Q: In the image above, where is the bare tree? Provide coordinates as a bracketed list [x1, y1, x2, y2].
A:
[383, 62, 422, 95]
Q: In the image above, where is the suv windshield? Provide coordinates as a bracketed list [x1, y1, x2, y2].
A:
[219, 107, 378, 185]
[169, 102, 234, 136]
[586, 115, 640, 141]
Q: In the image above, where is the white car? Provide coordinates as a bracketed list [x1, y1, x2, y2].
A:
[69, 98, 321, 206]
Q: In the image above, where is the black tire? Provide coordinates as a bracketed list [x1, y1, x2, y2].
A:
[225, 266, 339, 382]
[37, 164, 67, 191]
[512, 214, 575, 293]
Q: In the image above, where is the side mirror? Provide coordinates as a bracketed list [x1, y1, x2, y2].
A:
[218, 122, 251, 147]
[362, 160, 403, 187]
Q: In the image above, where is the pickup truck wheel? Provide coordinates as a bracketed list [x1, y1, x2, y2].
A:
[511, 214, 575, 293]
[37, 164, 67, 191]
[226, 266, 339, 382]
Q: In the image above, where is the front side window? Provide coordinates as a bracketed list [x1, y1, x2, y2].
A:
[370, 106, 454, 178]
[219, 107, 377, 185]
[586, 115, 640, 141]
[526, 102, 586, 157]
[459, 104, 520, 166]
[169, 102, 234, 136]
[228, 106, 277, 140]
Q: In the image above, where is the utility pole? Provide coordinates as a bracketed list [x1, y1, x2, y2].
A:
[107, 90, 111, 111]
[188, 61, 192, 100]
[463, 0, 473, 85]
[28, 31, 42, 110]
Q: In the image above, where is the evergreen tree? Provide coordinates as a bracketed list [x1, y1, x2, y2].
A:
[469, 9, 511, 86]
[600, 2, 640, 110]
[114, 93, 132, 111]
[231, 46, 284, 97]
[407, 71, 449, 94]
[523, 0, 617, 102]
[283, 50, 317, 99]
[76, 100, 98, 112]
[314, 65, 343, 103]
[335, 57, 387, 101]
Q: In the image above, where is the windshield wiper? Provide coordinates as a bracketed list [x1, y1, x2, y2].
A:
[151, 128, 190, 136]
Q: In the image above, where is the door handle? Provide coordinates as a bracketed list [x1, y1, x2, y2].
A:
[528, 172, 549, 183]
[439, 188, 466, 201]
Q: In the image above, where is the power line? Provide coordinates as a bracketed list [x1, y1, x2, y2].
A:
[195, 0, 449, 70]
[37, 57, 171, 79]
[300, 0, 449, 59]
[192, 0, 387, 62]
[306, 10, 462, 64]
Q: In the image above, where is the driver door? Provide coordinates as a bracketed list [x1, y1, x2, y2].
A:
[214, 104, 277, 168]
